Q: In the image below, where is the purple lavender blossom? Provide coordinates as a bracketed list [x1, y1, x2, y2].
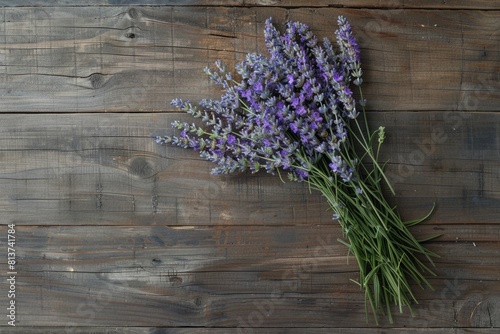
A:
[336, 16, 363, 85]
[157, 16, 363, 183]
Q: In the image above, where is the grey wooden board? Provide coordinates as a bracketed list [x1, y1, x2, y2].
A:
[0, 112, 498, 226]
[0, 6, 498, 112]
[0, 1, 498, 9]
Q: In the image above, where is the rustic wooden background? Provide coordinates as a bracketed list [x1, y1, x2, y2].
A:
[0, 1, 499, 333]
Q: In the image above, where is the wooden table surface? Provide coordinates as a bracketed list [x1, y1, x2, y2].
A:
[0, 1, 499, 333]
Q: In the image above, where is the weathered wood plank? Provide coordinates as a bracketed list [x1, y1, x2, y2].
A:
[0, 1, 499, 10]
[1, 329, 498, 334]
[1, 222, 499, 328]
[0, 112, 498, 226]
[5, 220, 496, 285]
[0, 7, 498, 112]
[0, 329, 498, 334]
[9, 224, 500, 280]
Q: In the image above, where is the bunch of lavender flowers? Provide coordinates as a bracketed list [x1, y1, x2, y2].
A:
[155, 16, 438, 323]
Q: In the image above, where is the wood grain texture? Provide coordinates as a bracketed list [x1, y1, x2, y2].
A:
[0, 114, 327, 226]
[0, 2, 498, 333]
[0, 112, 497, 226]
[0, 6, 498, 112]
[1, 223, 499, 328]
[0, 111, 498, 330]
[4, 224, 500, 328]
[0, 1, 499, 9]
[2, 329, 500, 334]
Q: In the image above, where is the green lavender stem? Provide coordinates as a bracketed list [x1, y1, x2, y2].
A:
[307, 165, 437, 324]
[299, 102, 438, 324]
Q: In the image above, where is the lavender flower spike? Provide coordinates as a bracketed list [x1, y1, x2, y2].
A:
[336, 16, 363, 85]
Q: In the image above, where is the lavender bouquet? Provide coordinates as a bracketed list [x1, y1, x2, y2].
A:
[155, 16, 437, 323]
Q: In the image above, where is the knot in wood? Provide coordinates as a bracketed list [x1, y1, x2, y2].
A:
[125, 32, 136, 39]
[128, 8, 140, 20]
[129, 157, 156, 178]
[89, 73, 105, 89]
